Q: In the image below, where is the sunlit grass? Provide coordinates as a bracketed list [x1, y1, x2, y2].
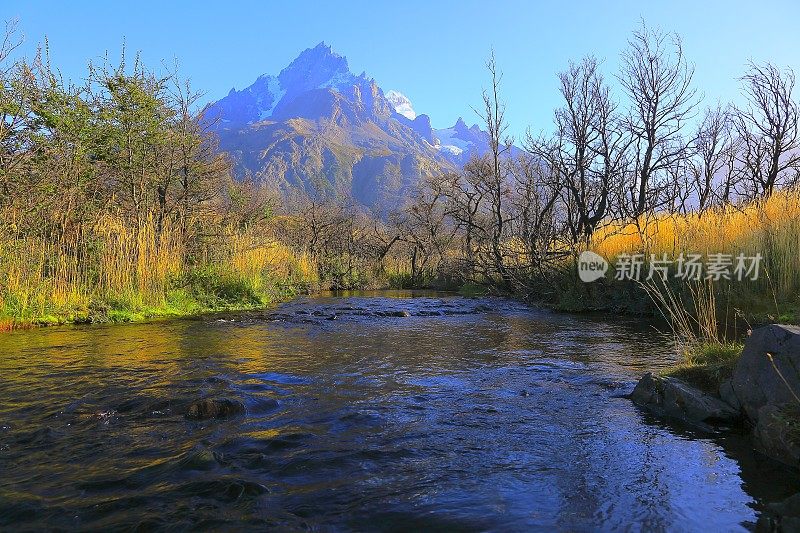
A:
[664, 342, 744, 393]
[0, 214, 316, 327]
[583, 191, 800, 380]
[593, 190, 800, 296]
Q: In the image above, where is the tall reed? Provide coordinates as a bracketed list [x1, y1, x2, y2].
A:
[593, 190, 800, 317]
[0, 213, 314, 324]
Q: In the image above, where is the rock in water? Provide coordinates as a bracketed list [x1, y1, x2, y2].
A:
[185, 398, 245, 420]
[753, 405, 800, 468]
[730, 324, 800, 423]
[756, 492, 800, 532]
[630, 373, 739, 425]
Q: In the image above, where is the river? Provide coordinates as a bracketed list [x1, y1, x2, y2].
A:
[0, 291, 796, 531]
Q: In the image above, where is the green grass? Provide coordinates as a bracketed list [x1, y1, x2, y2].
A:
[0, 268, 307, 330]
[664, 342, 744, 393]
[459, 282, 489, 297]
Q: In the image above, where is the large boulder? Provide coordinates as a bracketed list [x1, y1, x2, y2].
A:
[631, 373, 739, 425]
[730, 325, 800, 423]
[753, 405, 800, 469]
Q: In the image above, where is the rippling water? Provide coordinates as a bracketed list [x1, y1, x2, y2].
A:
[0, 291, 796, 531]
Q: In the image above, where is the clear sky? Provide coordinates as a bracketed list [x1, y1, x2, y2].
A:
[4, 1, 800, 140]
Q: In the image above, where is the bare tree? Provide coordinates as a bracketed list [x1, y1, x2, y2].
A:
[171, 78, 229, 240]
[664, 159, 694, 214]
[0, 20, 36, 188]
[690, 105, 739, 211]
[619, 22, 698, 217]
[529, 56, 628, 246]
[0, 19, 21, 70]
[734, 62, 800, 197]
[508, 153, 564, 290]
[432, 158, 500, 282]
[392, 183, 457, 285]
[474, 52, 514, 288]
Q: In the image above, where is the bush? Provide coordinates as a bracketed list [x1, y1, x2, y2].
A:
[176, 267, 262, 309]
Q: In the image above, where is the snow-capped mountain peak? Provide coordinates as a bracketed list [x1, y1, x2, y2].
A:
[385, 90, 416, 120]
[202, 44, 512, 213]
[277, 42, 361, 95]
[205, 42, 371, 126]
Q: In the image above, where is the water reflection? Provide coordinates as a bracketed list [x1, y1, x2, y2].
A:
[0, 292, 796, 530]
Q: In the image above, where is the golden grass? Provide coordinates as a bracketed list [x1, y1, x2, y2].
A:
[592, 190, 800, 294]
[228, 234, 318, 290]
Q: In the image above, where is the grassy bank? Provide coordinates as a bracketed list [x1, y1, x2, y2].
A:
[543, 191, 800, 389]
[0, 217, 319, 330]
[550, 190, 800, 323]
[663, 342, 743, 393]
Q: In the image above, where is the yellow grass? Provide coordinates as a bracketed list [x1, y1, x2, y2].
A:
[592, 190, 800, 294]
[228, 234, 318, 290]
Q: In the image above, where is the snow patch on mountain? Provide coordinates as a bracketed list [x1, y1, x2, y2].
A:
[319, 70, 361, 92]
[385, 90, 416, 120]
[256, 76, 285, 120]
[438, 144, 464, 156]
[433, 126, 471, 156]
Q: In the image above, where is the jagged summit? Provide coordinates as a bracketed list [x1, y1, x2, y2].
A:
[206, 42, 372, 126]
[453, 117, 470, 134]
[277, 42, 361, 94]
[385, 90, 416, 120]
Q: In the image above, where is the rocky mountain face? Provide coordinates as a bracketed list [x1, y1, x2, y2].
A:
[204, 42, 499, 212]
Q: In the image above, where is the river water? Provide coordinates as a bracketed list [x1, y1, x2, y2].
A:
[0, 291, 797, 531]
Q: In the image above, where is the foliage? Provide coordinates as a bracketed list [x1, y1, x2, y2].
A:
[0, 33, 323, 327]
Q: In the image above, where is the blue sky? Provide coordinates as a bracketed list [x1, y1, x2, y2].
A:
[4, 1, 800, 140]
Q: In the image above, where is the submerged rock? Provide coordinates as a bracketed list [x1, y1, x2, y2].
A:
[756, 492, 800, 532]
[415, 310, 442, 316]
[185, 398, 245, 420]
[375, 310, 410, 317]
[630, 373, 739, 425]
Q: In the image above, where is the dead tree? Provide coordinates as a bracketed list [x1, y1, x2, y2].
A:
[690, 105, 740, 211]
[734, 62, 800, 197]
[474, 52, 514, 289]
[529, 56, 629, 246]
[619, 23, 698, 217]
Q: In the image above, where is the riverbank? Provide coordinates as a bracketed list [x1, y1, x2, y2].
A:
[544, 190, 800, 327]
[0, 278, 308, 331]
[0, 271, 421, 331]
[631, 324, 800, 472]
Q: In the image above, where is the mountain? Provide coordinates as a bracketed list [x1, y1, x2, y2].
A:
[433, 117, 497, 167]
[204, 43, 501, 212]
[385, 90, 416, 120]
